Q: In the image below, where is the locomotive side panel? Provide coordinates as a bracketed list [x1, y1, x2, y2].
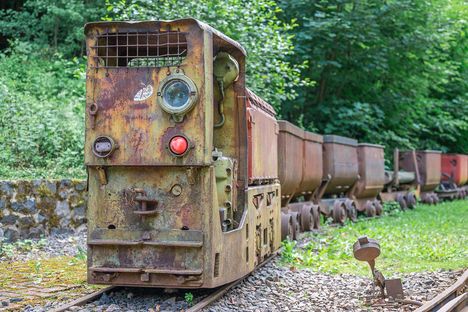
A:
[247, 91, 278, 183]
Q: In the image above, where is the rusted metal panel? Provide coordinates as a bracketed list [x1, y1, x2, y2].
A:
[84, 21, 211, 167]
[246, 90, 278, 183]
[86, 167, 208, 287]
[441, 154, 468, 186]
[277, 121, 303, 201]
[400, 150, 441, 192]
[322, 135, 359, 195]
[354, 143, 385, 199]
[85, 19, 247, 57]
[298, 131, 323, 195]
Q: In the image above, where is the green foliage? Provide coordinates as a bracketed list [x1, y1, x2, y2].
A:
[105, 0, 307, 110]
[184, 292, 194, 306]
[281, 200, 468, 275]
[280, 239, 297, 263]
[0, 0, 106, 56]
[0, 0, 466, 179]
[279, 0, 468, 154]
[0, 41, 86, 179]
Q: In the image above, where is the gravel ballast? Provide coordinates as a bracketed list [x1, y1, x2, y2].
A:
[0, 230, 86, 263]
[3, 232, 463, 311]
[203, 260, 463, 312]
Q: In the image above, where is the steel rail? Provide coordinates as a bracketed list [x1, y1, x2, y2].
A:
[414, 270, 467, 312]
[51, 286, 116, 312]
[187, 253, 278, 312]
[47, 253, 278, 312]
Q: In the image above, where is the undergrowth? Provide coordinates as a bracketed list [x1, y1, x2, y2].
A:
[281, 200, 468, 276]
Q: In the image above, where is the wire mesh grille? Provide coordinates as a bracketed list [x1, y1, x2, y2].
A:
[91, 31, 188, 68]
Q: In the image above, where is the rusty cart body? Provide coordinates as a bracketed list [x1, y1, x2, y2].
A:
[84, 19, 281, 289]
[317, 135, 360, 224]
[276, 120, 323, 238]
[437, 154, 468, 200]
[400, 150, 441, 204]
[352, 143, 386, 217]
[380, 149, 420, 209]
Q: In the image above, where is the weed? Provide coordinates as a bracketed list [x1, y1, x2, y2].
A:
[280, 240, 297, 263]
[184, 292, 194, 306]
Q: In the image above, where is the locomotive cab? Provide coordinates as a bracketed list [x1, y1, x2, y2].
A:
[84, 19, 280, 288]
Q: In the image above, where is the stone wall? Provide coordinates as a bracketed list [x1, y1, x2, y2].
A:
[0, 179, 87, 242]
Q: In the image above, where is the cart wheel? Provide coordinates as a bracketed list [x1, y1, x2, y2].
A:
[345, 199, 358, 222]
[289, 211, 301, 240]
[431, 193, 439, 205]
[300, 204, 313, 232]
[311, 205, 321, 230]
[406, 192, 417, 209]
[281, 212, 293, 241]
[397, 194, 407, 210]
[365, 201, 376, 217]
[373, 200, 383, 216]
[332, 201, 347, 225]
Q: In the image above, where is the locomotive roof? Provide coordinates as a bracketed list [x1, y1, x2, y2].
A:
[84, 18, 247, 56]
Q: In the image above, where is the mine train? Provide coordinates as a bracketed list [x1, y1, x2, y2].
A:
[84, 19, 468, 289]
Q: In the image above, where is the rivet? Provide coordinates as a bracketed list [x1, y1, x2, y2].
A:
[171, 184, 182, 196]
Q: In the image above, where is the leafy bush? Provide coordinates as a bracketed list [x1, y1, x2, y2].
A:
[0, 42, 86, 179]
[279, 0, 468, 154]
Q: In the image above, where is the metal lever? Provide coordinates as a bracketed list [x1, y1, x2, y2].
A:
[353, 236, 404, 299]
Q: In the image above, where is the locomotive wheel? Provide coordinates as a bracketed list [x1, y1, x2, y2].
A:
[373, 200, 383, 216]
[311, 205, 321, 230]
[396, 194, 407, 210]
[344, 199, 358, 222]
[332, 201, 347, 225]
[300, 204, 314, 232]
[289, 211, 301, 240]
[406, 192, 417, 209]
[281, 212, 293, 241]
[365, 201, 376, 217]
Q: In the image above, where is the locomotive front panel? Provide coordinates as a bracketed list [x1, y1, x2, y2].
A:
[84, 19, 280, 289]
[84, 20, 215, 287]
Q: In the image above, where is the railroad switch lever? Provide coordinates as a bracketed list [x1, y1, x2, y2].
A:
[353, 236, 404, 299]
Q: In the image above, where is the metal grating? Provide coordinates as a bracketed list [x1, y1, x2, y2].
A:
[91, 30, 188, 68]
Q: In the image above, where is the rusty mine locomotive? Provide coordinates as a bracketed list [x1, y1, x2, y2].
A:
[83, 19, 468, 289]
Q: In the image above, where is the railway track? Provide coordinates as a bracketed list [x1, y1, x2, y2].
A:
[51, 253, 278, 312]
[414, 269, 467, 312]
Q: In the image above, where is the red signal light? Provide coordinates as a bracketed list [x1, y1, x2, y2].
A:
[169, 136, 188, 155]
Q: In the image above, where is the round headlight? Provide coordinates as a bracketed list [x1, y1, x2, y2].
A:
[163, 80, 190, 108]
[158, 73, 198, 117]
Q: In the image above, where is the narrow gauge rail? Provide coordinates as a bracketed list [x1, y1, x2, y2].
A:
[51, 255, 467, 312]
[51, 254, 278, 312]
[414, 270, 467, 312]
